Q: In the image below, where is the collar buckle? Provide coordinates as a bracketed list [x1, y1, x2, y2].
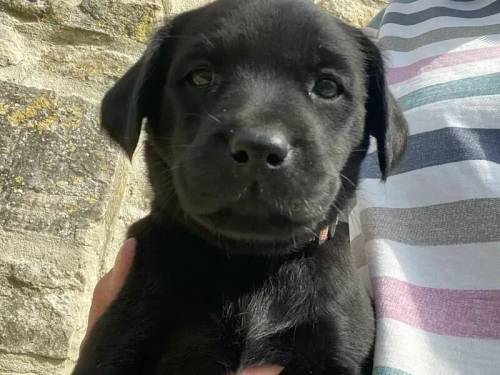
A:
[318, 216, 339, 245]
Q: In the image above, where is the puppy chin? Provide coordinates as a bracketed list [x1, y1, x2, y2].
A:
[174, 171, 338, 250]
[190, 211, 313, 243]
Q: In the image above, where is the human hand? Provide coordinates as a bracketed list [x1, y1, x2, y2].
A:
[80, 238, 284, 375]
[238, 366, 284, 375]
[80, 238, 137, 350]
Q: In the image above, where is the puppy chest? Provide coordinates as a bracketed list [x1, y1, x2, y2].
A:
[153, 282, 320, 374]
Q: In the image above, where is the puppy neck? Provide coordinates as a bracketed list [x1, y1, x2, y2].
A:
[151, 207, 341, 256]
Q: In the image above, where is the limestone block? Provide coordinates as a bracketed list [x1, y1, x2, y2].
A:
[41, 45, 137, 86]
[101, 135, 152, 273]
[315, 0, 388, 27]
[0, 24, 23, 67]
[0, 81, 128, 373]
[0, 82, 120, 240]
[166, 0, 386, 24]
[165, 0, 386, 26]
[76, 0, 164, 43]
[0, 0, 51, 21]
[0, 0, 165, 42]
[168, 0, 213, 15]
[0, 12, 145, 102]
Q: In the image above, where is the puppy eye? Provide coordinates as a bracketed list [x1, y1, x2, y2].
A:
[187, 68, 214, 88]
[313, 77, 341, 99]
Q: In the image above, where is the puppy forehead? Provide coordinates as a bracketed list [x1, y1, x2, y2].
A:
[177, 0, 357, 68]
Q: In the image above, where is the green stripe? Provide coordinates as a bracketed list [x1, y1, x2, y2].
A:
[399, 72, 500, 111]
[367, 8, 387, 30]
[375, 366, 412, 375]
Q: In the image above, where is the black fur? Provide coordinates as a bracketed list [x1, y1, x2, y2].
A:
[74, 0, 407, 374]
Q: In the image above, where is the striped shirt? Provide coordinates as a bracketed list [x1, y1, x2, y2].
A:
[351, 1, 500, 374]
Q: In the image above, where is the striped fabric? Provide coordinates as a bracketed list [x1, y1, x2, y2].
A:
[352, 1, 500, 374]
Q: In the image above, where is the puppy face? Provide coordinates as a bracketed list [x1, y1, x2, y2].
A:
[101, 0, 407, 249]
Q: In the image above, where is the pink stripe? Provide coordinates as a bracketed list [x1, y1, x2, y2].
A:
[387, 45, 500, 85]
[373, 277, 500, 339]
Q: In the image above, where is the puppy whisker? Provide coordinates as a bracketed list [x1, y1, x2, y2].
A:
[236, 186, 248, 201]
[339, 173, 356, 189]
[160, 34, 200, 41]
[206, 111, 222, 124]
[160, 165, 183, 173]
[184, 111, 223, 125]
[201, 32, 216, 49]
[304, 226, 318, 239]
[291, 231, 297, 249]
[331, 201, 343, 218]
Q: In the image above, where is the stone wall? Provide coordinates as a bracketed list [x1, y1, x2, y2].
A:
[0, 0, 386, 374]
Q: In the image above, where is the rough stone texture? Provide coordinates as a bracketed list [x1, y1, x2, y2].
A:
[0, 80, 128, 374]
[0, 24, 23, 67]
[315, 0, 388, 27]
[0, 0, 386, 374]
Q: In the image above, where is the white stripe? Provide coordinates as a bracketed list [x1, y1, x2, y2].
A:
[349, 214, 362, 241]
[357, 160, 500, 209]
[375, 319, 500, 375]
[380, 13, 500, 39]
[401, 95, 500, 135]
[368, 239, 500, 289]
[383, 33, 500, 68]
[386, 0, 497, 15]
[390, 57, 500, 98]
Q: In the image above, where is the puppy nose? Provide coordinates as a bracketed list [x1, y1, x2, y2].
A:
[230, 128, 290, 168]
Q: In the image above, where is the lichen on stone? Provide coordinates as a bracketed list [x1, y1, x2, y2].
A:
[77, 0, 162, 43]
[0, 101, 7, 116]
[4, 95, 84, 133]
[14, 175, 25, 186]
[41, 47, 131, 83]
[134, 12, 157, 43]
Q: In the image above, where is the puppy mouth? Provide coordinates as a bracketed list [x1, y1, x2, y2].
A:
[175, 172, 336, 243]
[190, 201, 321, 242]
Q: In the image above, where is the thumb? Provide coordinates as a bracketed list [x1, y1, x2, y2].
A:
[239, 365, 284, 375]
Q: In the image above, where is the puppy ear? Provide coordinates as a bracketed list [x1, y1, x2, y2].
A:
[360, 35, 408, 180]
[101, 18, 185, 159]
[101, 56, 150, 159]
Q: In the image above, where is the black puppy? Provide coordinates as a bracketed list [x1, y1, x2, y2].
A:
[74, 0, 407, 374]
